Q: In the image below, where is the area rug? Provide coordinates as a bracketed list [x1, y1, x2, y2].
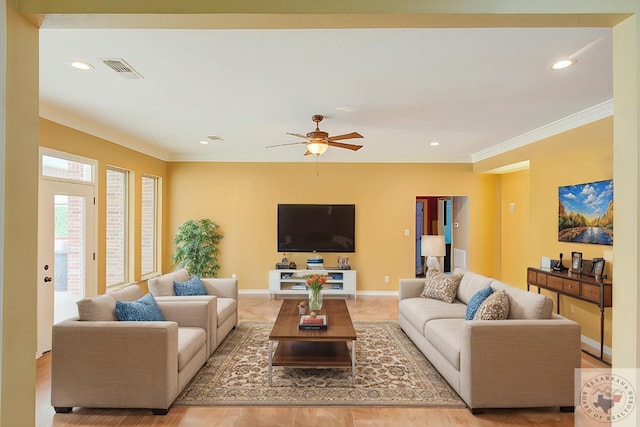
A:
[174, 321, 466, 407]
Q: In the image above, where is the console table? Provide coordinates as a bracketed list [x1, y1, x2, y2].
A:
[526, 267, 611, 361]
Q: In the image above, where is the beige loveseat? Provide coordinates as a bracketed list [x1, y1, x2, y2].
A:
[51, 284, 217, 414]
[147, 268, 238, 353]
[399, 270, 581, 413]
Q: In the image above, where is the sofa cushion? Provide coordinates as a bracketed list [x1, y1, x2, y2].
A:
[399, 297, 467, 335]
[115, 293, 165, 321]
[420, 270, 463, 303]
[76, 284, 143, 321]
[423, 318, 464, 370]
[148, 268, 191, 296]
[474, 290, 510, 320]
[491, 281, 554, 319]
[456, 272, 493, 304]
[174, 275, 208, 296]
[177, 327, 207, 371]
[217, 298, 237, 326]
[465, 287, 493, 320]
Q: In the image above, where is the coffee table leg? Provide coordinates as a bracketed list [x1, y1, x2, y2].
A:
[268, 340, 273, 386]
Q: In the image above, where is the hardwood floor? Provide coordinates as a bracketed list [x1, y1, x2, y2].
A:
[36, 294, 608, 427]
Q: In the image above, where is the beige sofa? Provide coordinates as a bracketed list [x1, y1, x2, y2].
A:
[147, 268, 238, 353]
[51, 284, 216, 414]
[399, 270, 581, 413]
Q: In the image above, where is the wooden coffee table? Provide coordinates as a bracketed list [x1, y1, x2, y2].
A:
[268, 299, 357, 386]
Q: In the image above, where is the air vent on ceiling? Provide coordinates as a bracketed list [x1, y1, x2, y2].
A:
[102, 58, 144, 79]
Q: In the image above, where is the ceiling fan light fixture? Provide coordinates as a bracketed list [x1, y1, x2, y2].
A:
[307, 140, 329, 155]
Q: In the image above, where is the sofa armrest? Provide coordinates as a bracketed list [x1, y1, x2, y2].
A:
[399, 279, 425, 300]
[51, 319, 179, 410]
[201, 278, 238, 300]
[156, 297, 217, 355]
[459, 318, 581, 409]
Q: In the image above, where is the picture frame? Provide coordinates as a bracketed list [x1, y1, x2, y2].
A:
[558, 179, 613, 245]
[592, 258, 605, 277]
[571, 251, 583, 272]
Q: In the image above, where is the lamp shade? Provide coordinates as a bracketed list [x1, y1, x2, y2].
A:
[421, 235, 446, 257]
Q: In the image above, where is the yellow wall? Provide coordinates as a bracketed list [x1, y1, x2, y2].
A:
[39, 118, 168, 294]
[166, 162, 500, 291]
[481, 117, 613, 348]
[2, 7, 39, 427]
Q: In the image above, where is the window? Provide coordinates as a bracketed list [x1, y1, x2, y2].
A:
[141, 175, 158, 277]
[106, 168, 128, 286]
[41, 153, 94, 183]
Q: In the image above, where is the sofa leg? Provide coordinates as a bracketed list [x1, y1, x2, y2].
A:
[152, 408, 169, 415]
[560, 406, 575, 413]
[53, 407, 73, 413]
[468, 407, 484, 415]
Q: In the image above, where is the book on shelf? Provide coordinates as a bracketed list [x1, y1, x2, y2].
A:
[290, 284, 307, 290]
[299, 314, 328, 330]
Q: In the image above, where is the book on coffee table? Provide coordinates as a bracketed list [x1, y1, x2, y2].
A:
[299, 314, 328, 330]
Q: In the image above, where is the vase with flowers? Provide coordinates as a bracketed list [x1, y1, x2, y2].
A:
[305, 273, 327, 311]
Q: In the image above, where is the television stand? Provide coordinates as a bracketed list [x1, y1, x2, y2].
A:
[268, 269, 356, 300]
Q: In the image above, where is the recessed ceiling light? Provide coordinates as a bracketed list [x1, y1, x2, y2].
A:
[429, 141, 440, 146]
[71, 61, 94, 70]
[199, 140, 209, 145]
[551, 59, 576, 70]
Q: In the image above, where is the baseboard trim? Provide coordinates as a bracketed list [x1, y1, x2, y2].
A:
[581, 335, 612, 362]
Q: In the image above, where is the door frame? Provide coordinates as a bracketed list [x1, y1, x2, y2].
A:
[37, 148, 98, 357]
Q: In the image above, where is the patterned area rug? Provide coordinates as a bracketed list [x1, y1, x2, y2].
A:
[174, 321, 465, 407]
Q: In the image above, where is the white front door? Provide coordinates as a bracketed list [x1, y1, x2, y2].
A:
[37, 179, 96, 356]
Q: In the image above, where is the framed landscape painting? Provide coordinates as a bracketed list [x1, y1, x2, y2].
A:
[558, 179, 613, 245]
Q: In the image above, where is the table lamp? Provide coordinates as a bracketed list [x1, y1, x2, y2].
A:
[421, 235, 446, 272]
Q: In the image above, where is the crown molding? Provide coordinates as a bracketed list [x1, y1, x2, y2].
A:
[471, 99, 613, 163]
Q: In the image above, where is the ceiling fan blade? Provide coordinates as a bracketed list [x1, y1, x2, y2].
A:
[328, 132, 363, 141]
[328, 141, 363, 151]
[286, 132, 308, 140]
[303, 150, 313, 156]
[266, 141, 306, 148]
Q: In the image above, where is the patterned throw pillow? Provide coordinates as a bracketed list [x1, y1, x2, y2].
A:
[465, 287, 493, 320]
[174, 275, 207, 296]
[420, 270, 463, 303]
[473, 289, 510, 320]
[115, 293, 164, 321]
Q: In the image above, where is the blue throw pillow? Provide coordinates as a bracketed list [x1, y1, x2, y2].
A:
[115, 293, 164, 321]
[465, 287, 494, 320]
[174, 275, 207, 296]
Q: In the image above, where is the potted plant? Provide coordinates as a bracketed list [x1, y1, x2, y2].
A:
[172, 219, 223, 277]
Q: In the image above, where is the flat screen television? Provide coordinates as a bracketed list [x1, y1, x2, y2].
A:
[277, 204, 355, 253]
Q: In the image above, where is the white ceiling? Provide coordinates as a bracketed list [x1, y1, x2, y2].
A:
[39, 27, 612, 164]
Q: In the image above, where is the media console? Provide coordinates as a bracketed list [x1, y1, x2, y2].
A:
[268, 269, 356, 300]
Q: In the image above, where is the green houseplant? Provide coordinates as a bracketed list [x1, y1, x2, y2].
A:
[172, 219, 223, 277]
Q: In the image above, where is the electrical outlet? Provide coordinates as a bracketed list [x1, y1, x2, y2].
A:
[231, 273, 237, 279]
[404, 229, 410, 236]
[384, 275, 389, 283]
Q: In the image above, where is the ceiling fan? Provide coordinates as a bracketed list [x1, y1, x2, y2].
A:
[267, 114, 364, 156]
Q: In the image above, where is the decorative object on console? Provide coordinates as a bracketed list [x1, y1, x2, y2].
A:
[421, 235, 446, 272]
[552, 252, 567, 271]
[571, 251, 583, 273]
[338, 256, 351, 270]
[558, 179, 613, 245]
[172, 218, 223, 277]
[591, 258, 605, 278]
[306, 273, 327, 310]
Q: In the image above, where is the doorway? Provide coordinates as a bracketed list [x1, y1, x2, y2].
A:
[37, 150, 97, 357]
[416, 196, 469, 277]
